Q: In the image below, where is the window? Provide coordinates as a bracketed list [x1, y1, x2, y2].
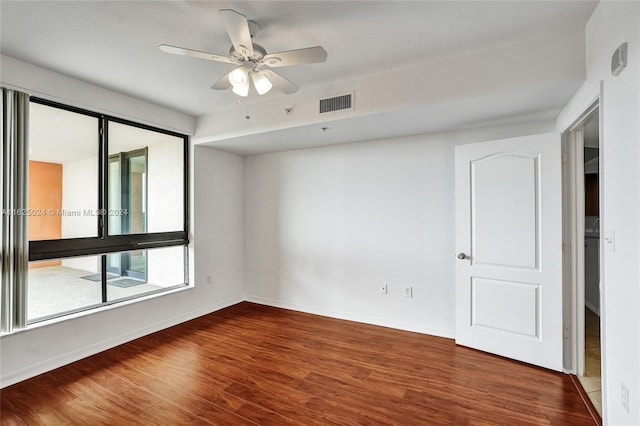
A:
[25, 98, 189, 323]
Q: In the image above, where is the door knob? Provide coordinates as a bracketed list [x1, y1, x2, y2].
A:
[457, 253, 468, 260]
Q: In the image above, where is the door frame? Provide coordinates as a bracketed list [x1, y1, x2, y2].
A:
[106, 147, 148, 281]
[561, 97, 601, 376]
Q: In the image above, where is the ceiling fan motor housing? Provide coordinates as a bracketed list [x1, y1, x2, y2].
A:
[230, 43, 267, 64]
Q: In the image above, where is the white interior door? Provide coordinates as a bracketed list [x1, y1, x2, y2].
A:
[455, 133, 563, 371]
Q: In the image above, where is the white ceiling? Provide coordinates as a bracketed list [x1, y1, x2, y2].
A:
[1, 1, 597, 154]
[206, 89, 562, 155]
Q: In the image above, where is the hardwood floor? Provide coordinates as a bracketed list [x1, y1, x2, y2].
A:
[1, 302, 596, 425]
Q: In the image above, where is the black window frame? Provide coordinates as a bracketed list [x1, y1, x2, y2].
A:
[28, 97, 189, 262]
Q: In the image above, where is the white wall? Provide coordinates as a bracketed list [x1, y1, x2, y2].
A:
[61, 156, 100, 273]
[244, 121, 553, 337]
[145, 246, 185, 288]
[557, 2, 640, 424]
[61, 156, 99, 239]
[0, 61, 245, 388]
[146, 136, 184, 234]
[194, 146, 246, 302]
[144, 132, 184, 285]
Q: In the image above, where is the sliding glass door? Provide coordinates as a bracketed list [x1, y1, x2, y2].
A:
[107, 149, 148, 281]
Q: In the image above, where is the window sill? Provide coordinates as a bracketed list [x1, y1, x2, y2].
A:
[0, 283, 193, 337]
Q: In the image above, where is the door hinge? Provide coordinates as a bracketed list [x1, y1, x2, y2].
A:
[561, 153, 569, 164]
[562, 242, 571, 252]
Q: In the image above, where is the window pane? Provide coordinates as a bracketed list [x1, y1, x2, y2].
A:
[23, 100, 189, 329]
[107, 245, 186, 302]
[108, 122, 184, 235]
[29, 103, 99, 240]
[28, 255, 103, 321]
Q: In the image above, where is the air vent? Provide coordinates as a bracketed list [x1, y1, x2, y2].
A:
[319, 92, 354, 114]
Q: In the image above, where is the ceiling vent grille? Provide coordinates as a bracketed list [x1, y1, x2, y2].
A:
[319, 92, 353, 114]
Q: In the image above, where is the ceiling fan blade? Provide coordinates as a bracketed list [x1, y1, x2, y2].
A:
[264, 70, 299, 95]
[211, 70, 234, 90]
[159, 44, 234, 64]
[262, 46, 327, 67]
[219, 9, 254, 59]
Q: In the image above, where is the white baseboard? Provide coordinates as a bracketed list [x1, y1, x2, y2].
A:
[245, 295, 455, 339]
[2, 293, 456, 388]
[0, 295, 243, 388]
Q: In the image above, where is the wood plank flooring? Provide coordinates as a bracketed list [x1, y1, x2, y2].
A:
[1, 302, 596, 425]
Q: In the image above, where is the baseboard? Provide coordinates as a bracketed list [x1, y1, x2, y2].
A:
[245, 295, 454, 339]
[2, 293, 455, 388]
[0, 295, 243, 388]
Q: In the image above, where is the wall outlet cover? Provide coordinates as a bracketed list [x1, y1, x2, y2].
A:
[404, 285, 412, 298]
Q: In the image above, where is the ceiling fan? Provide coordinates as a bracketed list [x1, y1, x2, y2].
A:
[159, 9, 327, 97]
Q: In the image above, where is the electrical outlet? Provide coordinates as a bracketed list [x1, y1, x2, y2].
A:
[206, 275, 213, 285]
[621, 382, 630, 413]
[404, 285, 412, 298]
[380, 284, 388, 294]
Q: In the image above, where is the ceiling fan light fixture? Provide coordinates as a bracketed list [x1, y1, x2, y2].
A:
[252, 70, 273, 95]
[228, 66, 249, 87]
[231, 80, 250, 97]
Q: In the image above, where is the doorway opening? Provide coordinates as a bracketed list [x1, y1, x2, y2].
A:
[106, 148, 148, 283]
[562, 101, 602, 417]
